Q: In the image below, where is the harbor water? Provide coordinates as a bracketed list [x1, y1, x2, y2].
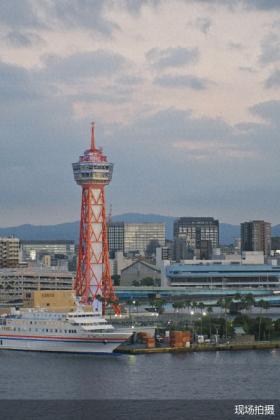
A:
[0, 349, 280, 400]
[1, 349, 279, 419]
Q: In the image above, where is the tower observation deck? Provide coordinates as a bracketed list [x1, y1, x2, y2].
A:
[72, 123, 120, 315]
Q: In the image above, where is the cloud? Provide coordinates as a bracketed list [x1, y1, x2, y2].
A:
[246, 0, 280, 10]
[228, 41, 244, 50]
[0, 0, 119, 36]
[259, 33, 280, 65]
[40, 50, 128, 82]
[146, 47, 199, 68]
[118, 0, 161, 15]
[239, 66, 256, 73]
[196, 17, 212, 34]
[0, 0, 43, 28]
[0, 61, 40, 101]
[249, 100, 280, 124]
[195, 0, 280, 10]
[2, 30, 44, 47]
[154, 74, 209, 90]
[115, 75, 144, 85]
[47, 0, 119, 35]
[114, 108, 230, 144]
[265, 69, 280, 88]
[173, 140, 260, 161]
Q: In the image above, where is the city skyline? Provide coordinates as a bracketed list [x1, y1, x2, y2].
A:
[1, 1, 280, 226]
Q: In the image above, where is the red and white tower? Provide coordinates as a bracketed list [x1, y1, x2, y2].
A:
[72, 123, 120, 315]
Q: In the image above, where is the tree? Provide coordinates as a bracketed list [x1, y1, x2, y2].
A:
[191, 301, 198, 312]
[274, 318, 280, 334]
[198, 302, 205, 313]
[207, 306, 213, 337]
[257, 299, 270, 341]
[126, 299, 133, 319]
[217, 297, 232, 339]
[132, 280, 140, 287]
[154, 299, 166, 314]
[172, 301, 184, 314]
[141, 277, 154, 286]
[242, 294, 255, 314]
[184, 300, 191, 313]
[134, 300, 141, 313]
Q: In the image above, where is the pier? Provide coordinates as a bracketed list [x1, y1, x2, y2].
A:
[115, 340, 280, 354]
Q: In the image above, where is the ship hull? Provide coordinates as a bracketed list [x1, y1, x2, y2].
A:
[0, 333, 130, 354]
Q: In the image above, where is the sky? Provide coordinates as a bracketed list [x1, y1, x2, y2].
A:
[1, 0, 280, 227]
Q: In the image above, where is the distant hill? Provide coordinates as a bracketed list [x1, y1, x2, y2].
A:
[0, 214, 279, 245]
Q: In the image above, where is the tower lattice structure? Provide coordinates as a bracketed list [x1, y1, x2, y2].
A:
[72, 123, 120, 315]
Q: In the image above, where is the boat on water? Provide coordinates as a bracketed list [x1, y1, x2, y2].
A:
[0, 306, 133, 354]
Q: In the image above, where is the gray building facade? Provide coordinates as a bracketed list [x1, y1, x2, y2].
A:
[173, 217, 219, 260]
[108, 223, 165, 256]
[241, 220, 271, 256]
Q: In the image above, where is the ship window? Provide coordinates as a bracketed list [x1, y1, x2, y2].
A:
[46, 329, 48, 332]
[55, 329, 58, 333]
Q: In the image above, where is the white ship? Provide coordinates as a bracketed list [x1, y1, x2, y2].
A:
[0, 307, 132, 354]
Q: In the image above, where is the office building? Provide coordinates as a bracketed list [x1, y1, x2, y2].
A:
[0, 237, 20, 268]
[108, 222, 125, 256]
[21, 240, 75, 261]
[173, 217, 219, 259]
[108, 223, 165, 256]
[241, 220, 271, 256]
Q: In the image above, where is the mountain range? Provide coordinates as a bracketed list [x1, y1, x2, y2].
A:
[0, 213, 280, 245]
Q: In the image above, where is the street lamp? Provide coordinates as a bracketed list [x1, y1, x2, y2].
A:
[190, 310, 195, 338]
[201, 311, 207, 334]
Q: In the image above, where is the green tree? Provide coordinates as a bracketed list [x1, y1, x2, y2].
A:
[274, 318, 280, 334]
[207, 306, 213, 337]
[141, 277, 154, 286]
[198, 302, 205, 313]
[154, 299, 166, 314]
[217, 297, 232, 339]
[184, 299, 191, 313]
[257, 299, 270, 341]
[191, 301, 198, 312]
[242, 294, 255, 314]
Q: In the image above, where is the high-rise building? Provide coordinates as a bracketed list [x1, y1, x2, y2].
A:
[241, 220, 271, 256]
[108, 223, 165, 256]
[108, 222, 125, 256]
[0, 237, 20, 268]
[173, 217, 219, 259]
